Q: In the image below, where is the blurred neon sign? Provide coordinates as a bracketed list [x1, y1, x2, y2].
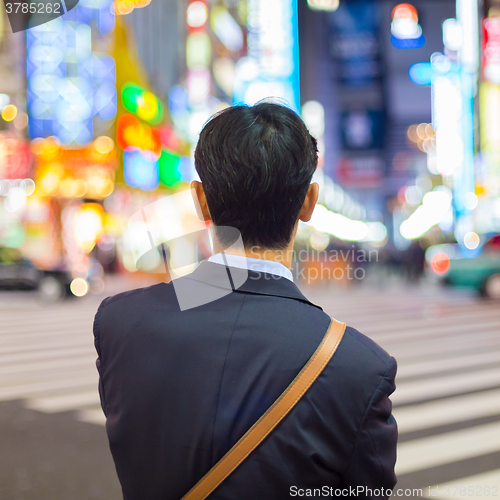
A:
[390, 3, 425, 49]
[185, 0, 213, 144]
[124, 148, 159, 191]
[114, 0, 152, 16]
[74, 203, 104, 254]
[409, 62, 433, 85]
[480, 83, 500, 172]
[0, 136, 32, 179]
[186, 33, 212, 69]
[457, 0, 479, 73]
[482, 17, 500, 84]
[159, 150, 182, 187]
[116, 114, 161, 157]
[430, 54, 475, 218]
[210, 6, 243, 52]
[307, 0, 339, 11]
[26, 2, 116, 145]
[432, 71, 463, 177]
[187, 1, 208, 30]
[121, 83, 164, 125]
[233, 0, 300, 112]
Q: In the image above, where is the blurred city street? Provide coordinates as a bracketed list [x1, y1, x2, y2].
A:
[1, 0, 500, 496]
[1, 276, 499, 499]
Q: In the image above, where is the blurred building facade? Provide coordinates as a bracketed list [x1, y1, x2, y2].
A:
[124, 0, 184, 101]
[0, 0, 499, 288]
[300, 0, 455, 245]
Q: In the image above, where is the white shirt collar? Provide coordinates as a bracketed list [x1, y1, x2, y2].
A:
[207, 253, 294, 282]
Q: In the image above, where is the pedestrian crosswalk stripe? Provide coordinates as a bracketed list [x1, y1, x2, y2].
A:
[397, 350, 500, 380]
[368, 320, 500, 343]
[388, 334, 500, 360]
[0, 314, 94, 326]
[0, 328, 93, 348]
[25, 390, 100, 413]
[393, 367, 500, 406]
[77, 408, 106, 426]
[0, 365, 96, 386]
[0, 312, 96, 323]
[0, 346, 94, 365]
[396, 421, 500, 475]
[0, 355, 96, 375]
[393, 388, 500, 433]
[0, 327, 93, 344]
[0, 338, 92, 354]
[425, 469, 500, 499]
[0, 376, 97, 401]
[328, 299, 495, 317]
[356, 310, 500, 335]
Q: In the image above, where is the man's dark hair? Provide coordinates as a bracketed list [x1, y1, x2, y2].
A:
[194, 102, 318, 249]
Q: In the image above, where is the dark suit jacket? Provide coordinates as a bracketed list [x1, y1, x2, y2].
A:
[93, 261, 397, 500]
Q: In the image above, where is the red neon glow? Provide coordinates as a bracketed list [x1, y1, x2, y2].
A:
[116, 114, 161, 157]
[482, 17, 500, 83]
[431, 252, 450, 275]
[392, 3, 418, 22]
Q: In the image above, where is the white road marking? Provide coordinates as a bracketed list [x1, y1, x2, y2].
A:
[396, 422, 500, 475]
[394, 388, 500, 433]
[425, 469, 500, 499]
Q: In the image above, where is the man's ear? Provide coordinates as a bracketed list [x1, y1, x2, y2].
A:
[191, 181, 212, 222]
[298, 182, 319, 223]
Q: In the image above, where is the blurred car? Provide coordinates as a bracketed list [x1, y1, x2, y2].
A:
[426, 235, 500, 299]
[0, 247, 91, 301]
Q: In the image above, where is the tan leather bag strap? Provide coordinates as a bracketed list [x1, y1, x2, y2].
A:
[181, 318, 346, 500]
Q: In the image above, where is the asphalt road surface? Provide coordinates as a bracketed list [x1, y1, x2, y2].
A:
[1, 276, 499, 499]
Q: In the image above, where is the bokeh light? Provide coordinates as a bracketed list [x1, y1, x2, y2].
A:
[94, 136, 115, 155]
[187, 1, 209, 28]
[1, 104, 17, 121]
[464, 231, 480, 250]
[307, 0, 339, 11]
[431, 252, 450, 274]
[70, 278, 89, 297]
[13, 112, 28, 129]
[463, 192, 479, 210]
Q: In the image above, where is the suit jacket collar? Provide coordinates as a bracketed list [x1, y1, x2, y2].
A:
[181, 260, 323, 311]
